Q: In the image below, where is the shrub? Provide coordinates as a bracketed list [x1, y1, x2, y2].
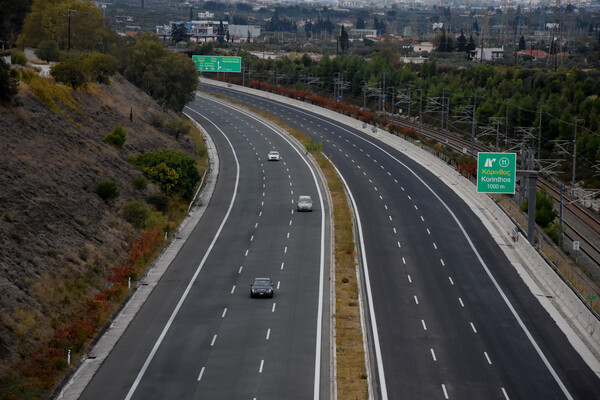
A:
[132, 176, 147, 190]
[305, 141, 323, 152]
[121, 201, 150, 229]
[520, 187, 558, 228]
[7, 50, 27, 66]
[164, 118, 191, 140]
[35, 40, 61, 63]
[147, 193, 170, 212]
[85, 53, 118, 84]
[104, 125, 127, 148]
[95, 180, 120, 200]
[145, 211, 169, 231]
[51, 55, 88, 90]
[131, 150, 200, 200]
[0, 59, 18, 104]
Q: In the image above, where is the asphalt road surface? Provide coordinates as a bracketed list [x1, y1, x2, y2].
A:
[78, 94, 331, 399]
[202, 82, 600, 400]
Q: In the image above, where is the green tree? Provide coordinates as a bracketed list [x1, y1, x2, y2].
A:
[0, 0, 32, 48]
[165, 118, 191, 140]
[85, 52, 118, 84]
[339, 25, 349, 54]
[19, 0, 105, 50]
[152, 52, 198, 113]
[50, 54, 87, 89]
[35, 39, 60, 63]
[519, 35, 526, 50]
[356, 17, 365, 29]
[124, 32, 165, 93]
[457, 32, 467, 52]
[170, 23, 190, 44]
[465, 34, 476, 53]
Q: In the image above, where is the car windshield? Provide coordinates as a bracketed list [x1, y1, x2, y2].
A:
[269, 151, 278, 155]
[299, 197, 311, 203]
[253, 279, 270, 286]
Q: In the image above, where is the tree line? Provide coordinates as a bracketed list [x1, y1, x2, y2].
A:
[234, 49, 600, 187]
[1, 0, 198, 113]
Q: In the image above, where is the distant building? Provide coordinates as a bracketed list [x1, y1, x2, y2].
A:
[516, 49, 548, 60]
[156, 20, 229, 42]
[470, 47, 504, 61]
[349, 28, 377, 38]
[401, 55, 427, 64]
[198, 11, 215, 19]
[228, 25, 261, 42]
[413, 42, 434, 53]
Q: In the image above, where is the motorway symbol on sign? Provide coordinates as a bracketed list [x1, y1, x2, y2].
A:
[477, 152, 516, 194]
[192, 56, 241, 72]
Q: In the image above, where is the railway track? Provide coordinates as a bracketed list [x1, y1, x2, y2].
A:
[389, 114, 600, 276]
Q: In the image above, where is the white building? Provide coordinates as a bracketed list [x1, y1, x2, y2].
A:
[198, 11, 215, 19]
[470, 47, 504, 61]
[413, 42, 434, 53]
[228, 25, 261, 42]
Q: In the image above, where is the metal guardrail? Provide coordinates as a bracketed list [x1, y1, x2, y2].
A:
[187, 169, 208, 213]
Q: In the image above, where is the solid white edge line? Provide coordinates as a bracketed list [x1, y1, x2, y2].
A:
[125, 108, 240, 400]
[327, 160, 389, 400]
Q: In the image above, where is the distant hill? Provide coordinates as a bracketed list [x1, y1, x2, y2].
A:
[0, 73, 199, 392]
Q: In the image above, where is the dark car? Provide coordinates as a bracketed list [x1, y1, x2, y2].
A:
[250, 278, 273, 298]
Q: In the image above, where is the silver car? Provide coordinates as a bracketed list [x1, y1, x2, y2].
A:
[297, 195, 313, 211]
[267, 151, 280, 161]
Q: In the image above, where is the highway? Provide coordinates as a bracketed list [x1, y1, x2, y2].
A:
[201, 81, 600, 400]
[78, 95, 331, 399]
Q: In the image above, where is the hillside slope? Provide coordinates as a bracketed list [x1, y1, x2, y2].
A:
[0, 74, 199, 379]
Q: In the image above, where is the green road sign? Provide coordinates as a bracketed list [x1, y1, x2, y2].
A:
[192, 56, 241, 72]
[587, 296, 597, 300]
[477, 152, 516, 194]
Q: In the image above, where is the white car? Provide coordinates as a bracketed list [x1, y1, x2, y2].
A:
[297, 195, 313, 211]
[267, 151, 280, 161]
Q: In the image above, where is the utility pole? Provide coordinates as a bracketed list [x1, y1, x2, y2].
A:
[559, 184, 564, 248]
[572, 119, 584, 194]
[505, 99, 510, 148]
[445, 93, 449, 145]
[537, 105, 542, 169]
[67, 9, 76, 51]
[495, 117, 500, 151]
[382, 72, 386, 114]
[408, 88, 412, 119]
[470, 92, 477, 156]
[419, 89, 426, 136]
